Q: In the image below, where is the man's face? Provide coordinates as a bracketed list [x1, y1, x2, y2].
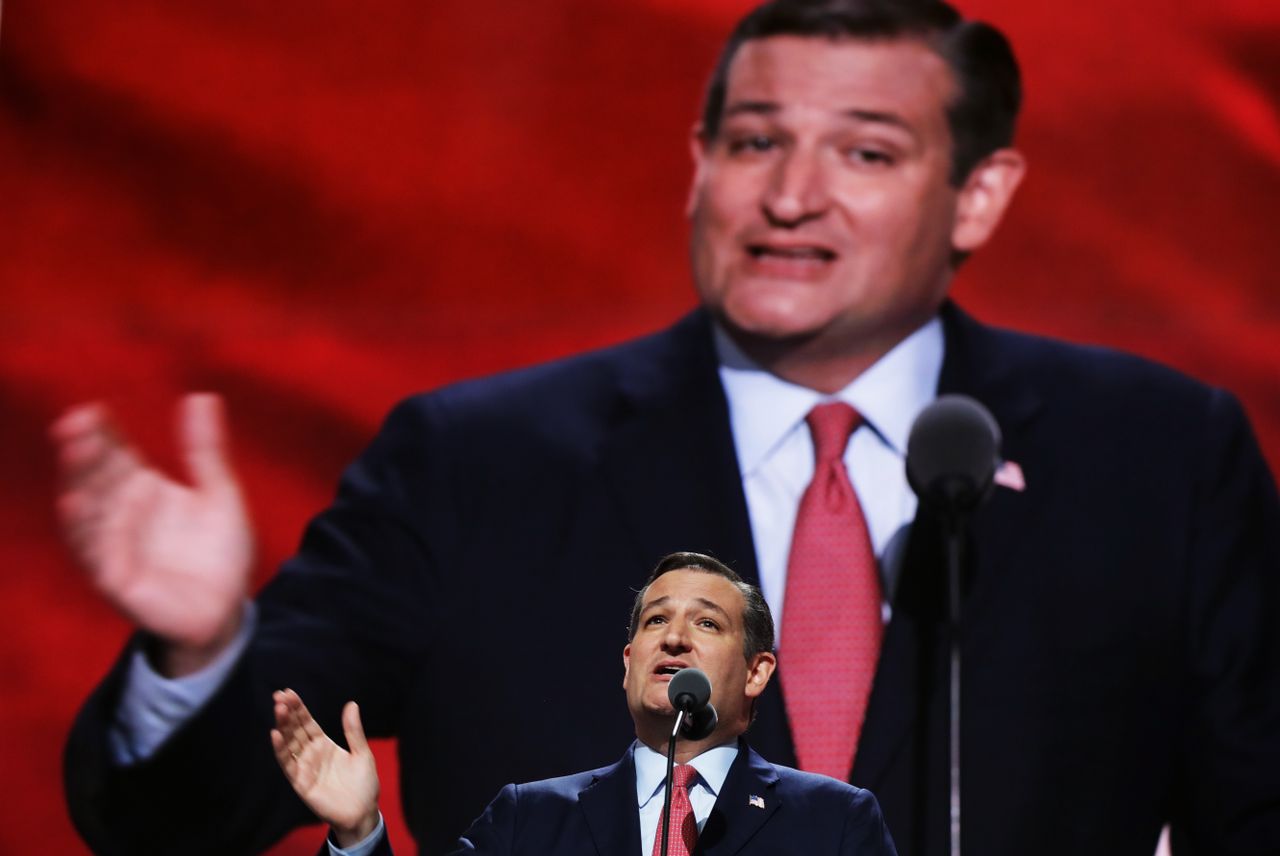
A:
[688, 35, 968, 357]
[622, 569, 773, 739]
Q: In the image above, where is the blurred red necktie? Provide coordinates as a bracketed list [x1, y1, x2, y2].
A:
[780, 401, 883, 780]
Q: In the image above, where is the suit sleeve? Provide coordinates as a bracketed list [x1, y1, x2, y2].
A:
[64, 397, 455, 854]
[1172, 389, 1280, 854]
[446, 783, 519, 855]
[840, 787, 898, 856]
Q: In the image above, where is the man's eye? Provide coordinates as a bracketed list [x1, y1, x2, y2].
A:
[848, 147, 894, 166]
[697, 618, 720, 630]
[645, 615, 667, 626]
[728, 135, 776, 154]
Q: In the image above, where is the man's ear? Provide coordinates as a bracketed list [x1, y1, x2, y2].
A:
[744, 651, 777, 699]
[622, 643, 632, 690]
[686, 122, 711, 218]
[951, 148, 1026, 254]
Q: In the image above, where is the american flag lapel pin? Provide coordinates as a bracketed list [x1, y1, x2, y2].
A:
[994, 460, 1026, 493]
[748, 795, 765, 809]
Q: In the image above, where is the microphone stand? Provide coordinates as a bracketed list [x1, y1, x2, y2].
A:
[943, 513, 964, 856]
[904, 394, 1001, 856]
[660, 710, 687, 856]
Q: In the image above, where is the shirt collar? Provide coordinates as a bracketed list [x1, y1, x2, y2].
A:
[714, 317, 944, 475]
[634, 740, 740, 809]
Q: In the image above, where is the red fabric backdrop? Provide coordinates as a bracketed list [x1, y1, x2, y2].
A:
[1, 1, 1277, 852]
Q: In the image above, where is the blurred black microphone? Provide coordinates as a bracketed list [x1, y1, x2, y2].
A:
[668, 668, 718, 740]
[906, 394, 1002, 515]
[905, 394, 1002, 856]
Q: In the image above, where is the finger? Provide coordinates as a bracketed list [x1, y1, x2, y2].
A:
[273, 693, 294, 733]
[342, 701, 371, 756]
[270, 728, 295, 773]
[57, 490, 102, 556]
[277, 690, 305, 743]
[56, 456, 147, 573]
[272, 728, 315, 794]
[59, 440, 146, 515]
[85, 470, 164, 596]
[285, 728, 306, 761]
[179, 393, 236, 491]
[282, 689, 326, 747]
[50, 402, 111, 443]
[289, 691, 328, 744]
[57, 422, 144, 495]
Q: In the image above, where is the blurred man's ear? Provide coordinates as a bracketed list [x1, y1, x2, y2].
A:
[951, 148, 1027, 254]
[621, 643, 632, 689]
[686, 122, 712, 218]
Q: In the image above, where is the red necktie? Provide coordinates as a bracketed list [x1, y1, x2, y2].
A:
[652, 764, 699, 856]
[780, 401, 883, 780]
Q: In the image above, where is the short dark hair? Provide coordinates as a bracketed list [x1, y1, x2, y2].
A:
[700, 0, 1021, 185]
[627, 551, 776, 660]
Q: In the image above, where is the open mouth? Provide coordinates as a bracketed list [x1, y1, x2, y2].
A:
[747, 244, 837, 262]
[653, 661, 689, 677]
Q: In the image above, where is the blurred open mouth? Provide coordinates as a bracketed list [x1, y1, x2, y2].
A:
[745, 243, 837, 277]
[747, 244, 836, 261]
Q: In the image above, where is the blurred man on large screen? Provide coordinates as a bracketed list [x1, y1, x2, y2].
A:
[57, 1, 1280, 854]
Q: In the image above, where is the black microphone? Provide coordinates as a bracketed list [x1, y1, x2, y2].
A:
[906, 394, 1001, 515]
[667, 668, 718, 740]
[660, 669, 718, 856]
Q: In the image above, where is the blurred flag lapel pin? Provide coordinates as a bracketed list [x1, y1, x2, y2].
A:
[994, 459, 1026, 492]
[748, 795, 765, 809]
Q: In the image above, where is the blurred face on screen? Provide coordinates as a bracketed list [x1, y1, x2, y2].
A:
[687, 35, 1013, 365]
[622, 568, 773, 744]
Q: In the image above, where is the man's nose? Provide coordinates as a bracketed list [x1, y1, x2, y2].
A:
[662, 623, 692, 652]
[762, 148, 829, 226]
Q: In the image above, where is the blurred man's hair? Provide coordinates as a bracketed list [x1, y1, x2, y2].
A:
[700, 0, 1021, 185]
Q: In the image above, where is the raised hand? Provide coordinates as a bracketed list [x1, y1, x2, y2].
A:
[51, 393, 254, 674]
[271, 689, 381, 847]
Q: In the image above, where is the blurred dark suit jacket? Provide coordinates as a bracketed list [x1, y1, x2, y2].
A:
[65, 304, 1280, 855]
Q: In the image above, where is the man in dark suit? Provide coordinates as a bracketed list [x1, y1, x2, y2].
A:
[56, 1, 1280, 854]
[269, 553, 896, 855]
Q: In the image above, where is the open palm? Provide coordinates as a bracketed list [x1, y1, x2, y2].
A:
[271, 689, 381, 844]
[52, 394, 253, 653]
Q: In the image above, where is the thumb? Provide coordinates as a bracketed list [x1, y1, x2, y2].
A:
[179, 393, 235, 490]
[342, 701, 371, 756]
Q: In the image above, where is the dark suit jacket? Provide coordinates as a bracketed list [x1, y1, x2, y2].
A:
[321, 740, 895, 856]
[65, 305, 1280, 856]
[445, 740, 894, 855]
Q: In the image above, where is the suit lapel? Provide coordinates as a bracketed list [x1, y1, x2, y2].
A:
[696, 742, 781, 856]
[933, 302, 1045, 647]
[578, 746, 643, 856]
[853, 302, 1045, 792]
[598, 310, 760, 582]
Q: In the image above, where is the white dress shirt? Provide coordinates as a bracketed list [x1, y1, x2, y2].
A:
[714, 318, 943, 638]
[635, 741, 739, 856]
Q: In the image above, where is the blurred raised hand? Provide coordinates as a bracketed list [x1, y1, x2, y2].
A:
[51, 393, 254, 675]
[271, 689, 381, 847]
